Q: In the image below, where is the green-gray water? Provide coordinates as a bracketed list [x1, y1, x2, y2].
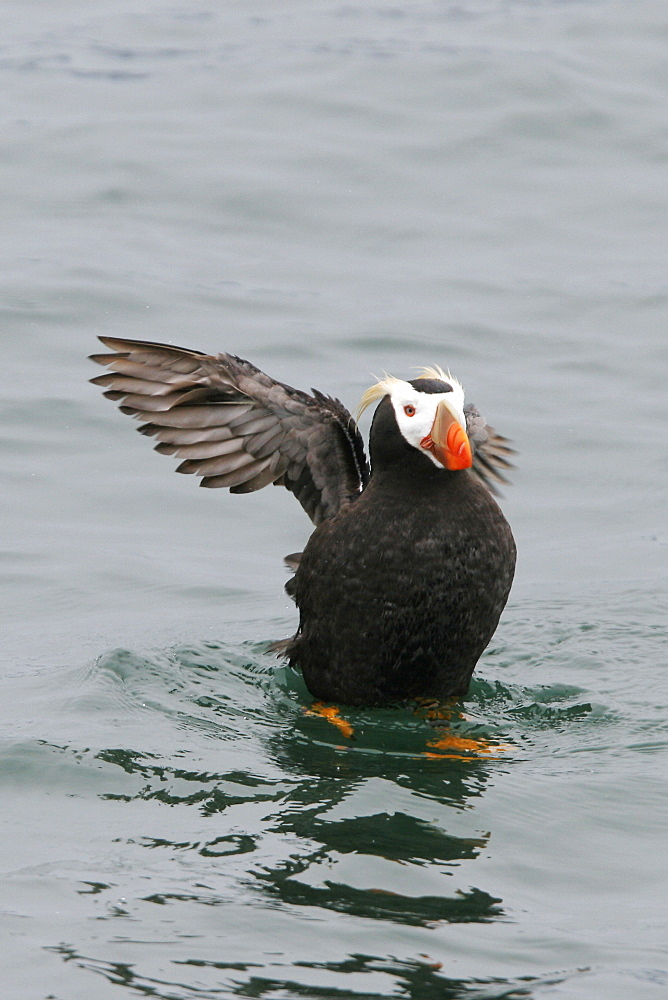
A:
[1, 3, 666, 998]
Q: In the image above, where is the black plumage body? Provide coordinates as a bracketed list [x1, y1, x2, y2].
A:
[289, 397, 516, 704]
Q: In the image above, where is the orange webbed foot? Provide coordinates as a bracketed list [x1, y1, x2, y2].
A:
[304, 701, 355, 739]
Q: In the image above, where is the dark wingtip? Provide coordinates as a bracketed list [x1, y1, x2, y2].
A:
[95, 335, 209, 357]
[89, 352, 123, 367]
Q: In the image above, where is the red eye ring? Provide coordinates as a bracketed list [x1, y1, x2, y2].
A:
[404, 404, 416, 417]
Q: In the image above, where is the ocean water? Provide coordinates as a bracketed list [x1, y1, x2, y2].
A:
[1, 2, 666, 998]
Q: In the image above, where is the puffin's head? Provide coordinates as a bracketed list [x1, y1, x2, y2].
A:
[357, 366, 473, 471]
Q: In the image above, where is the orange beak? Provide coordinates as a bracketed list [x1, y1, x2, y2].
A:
[420, 399, 473, 471]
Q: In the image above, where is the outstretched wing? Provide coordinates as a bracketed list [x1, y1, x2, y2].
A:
[90, 337, 369, 525]
[464, 403, 515, 495]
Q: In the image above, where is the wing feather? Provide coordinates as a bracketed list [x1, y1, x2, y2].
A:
[154, 438, 239, 460]
[137, 424, 234, 444]
[90, 337, 369, 524]
[464, 403, 515, 495]
[230, 464, 281, 494]
[201, 459, 273, 489]
[176, 449, 258, 477]
[118, 403, 251, 428]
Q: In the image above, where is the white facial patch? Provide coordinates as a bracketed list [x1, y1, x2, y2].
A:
[386, 378, 467, 467]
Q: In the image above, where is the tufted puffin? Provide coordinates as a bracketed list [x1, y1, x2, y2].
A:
[90, 337, 516, 706]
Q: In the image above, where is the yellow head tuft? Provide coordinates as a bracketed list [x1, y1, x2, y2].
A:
[414, 365, 461, 391]
[355, 374, 404, 421]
